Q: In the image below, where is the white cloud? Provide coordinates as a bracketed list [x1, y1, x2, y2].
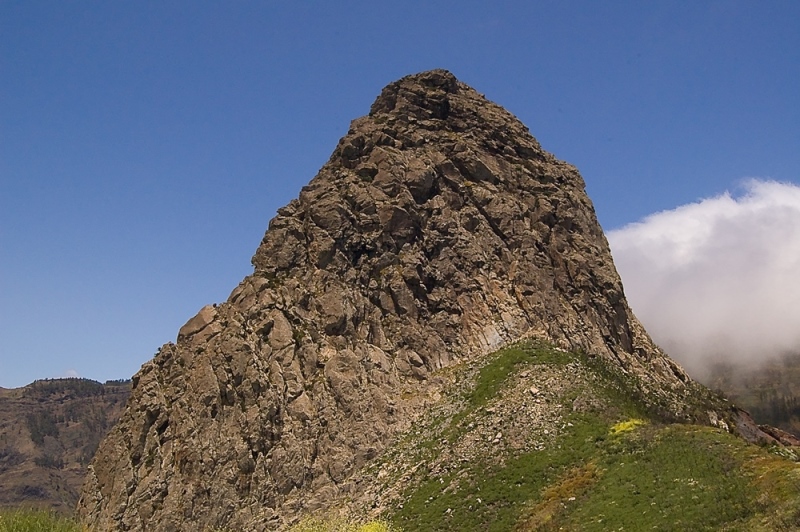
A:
[62, 369, 80, 379]
[608, 179, 800, 378]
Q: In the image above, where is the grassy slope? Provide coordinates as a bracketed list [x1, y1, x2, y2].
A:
[375, 342, 800, 531]
[0, 508, 82, 532]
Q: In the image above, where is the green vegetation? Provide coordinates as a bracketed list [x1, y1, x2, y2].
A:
[289, 517, 400, 532]
[385, 342, 800, 531]
[468, 343, 570, 408]
[393, 342, 609, 530]
[25, 410, 58, 446]
[0, 448, 25, 473]
[33, 453, 64, 470]
[707, 354, 800, 437]
[562, 425, 755, 530]
[0, 509, 82, 532]
[445, 342, 571, 442]
[103, 379, 131, 387]
[23, 379, 104, 399]
[394, 412, 610, 531]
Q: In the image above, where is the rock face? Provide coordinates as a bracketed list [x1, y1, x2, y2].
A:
[78, 70, 705, 530]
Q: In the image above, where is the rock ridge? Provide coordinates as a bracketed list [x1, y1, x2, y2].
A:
[79, 69, 713, 531]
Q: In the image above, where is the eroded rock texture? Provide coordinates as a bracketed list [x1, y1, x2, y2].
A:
[78, 70, 701, 530]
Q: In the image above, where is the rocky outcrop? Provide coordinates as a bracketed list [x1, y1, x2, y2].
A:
[78, 70, 716, 531]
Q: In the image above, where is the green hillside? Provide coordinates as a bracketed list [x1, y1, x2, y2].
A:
[332, 342, 800, 531]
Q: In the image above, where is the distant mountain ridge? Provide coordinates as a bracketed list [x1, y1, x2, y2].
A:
[0, 378, 130, 513]
[706, 352, 800, 439]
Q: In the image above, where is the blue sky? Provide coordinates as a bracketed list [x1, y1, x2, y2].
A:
[1, 1, 798, 388]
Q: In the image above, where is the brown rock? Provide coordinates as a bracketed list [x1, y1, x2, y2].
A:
[79, 70, 711, 531]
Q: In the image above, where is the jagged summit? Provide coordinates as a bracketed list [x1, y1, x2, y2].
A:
[79, 71, 717, 531]
[369, 69, 460, 118]
[249, 68, 631, 364]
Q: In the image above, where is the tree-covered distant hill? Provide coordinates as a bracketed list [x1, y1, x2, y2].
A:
[706, 353, 800, 438]
[0, 378, 130, 514]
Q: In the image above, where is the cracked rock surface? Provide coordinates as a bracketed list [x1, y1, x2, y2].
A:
[78, 70, 708, 531]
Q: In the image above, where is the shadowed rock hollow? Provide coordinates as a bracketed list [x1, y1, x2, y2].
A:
[78, 70, 712, 531]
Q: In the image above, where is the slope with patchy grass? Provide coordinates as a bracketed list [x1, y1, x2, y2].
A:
[325, 341, 800, 531]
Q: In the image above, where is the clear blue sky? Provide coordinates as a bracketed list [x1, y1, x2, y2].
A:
[1, 1, 798, 388]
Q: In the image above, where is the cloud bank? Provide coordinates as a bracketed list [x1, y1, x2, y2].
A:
[608, 180, 800, 378]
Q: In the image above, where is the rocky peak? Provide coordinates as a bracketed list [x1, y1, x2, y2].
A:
[369, 69, 459, 119]
[78, 70, 705, 531]
[249, 69, 631, 364]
